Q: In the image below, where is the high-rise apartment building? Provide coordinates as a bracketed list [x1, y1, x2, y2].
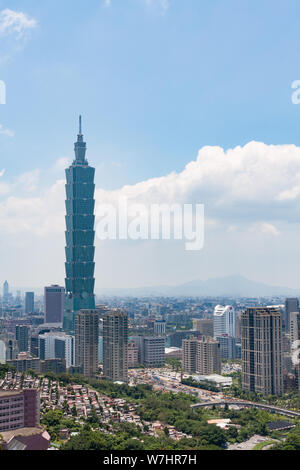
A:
[285, 298, 299, 332]
[130, 335, 166, 368]
[16, 325, 29, 353]
[16, 290, 21, 304]
[216, 334, 236, 360]
[166, 330, 195, 348]
[193, 318, 214, 337]
[30, 334, 39, 358]
[103, 310, 128, 383]
[130, 336, 144, 364]
[143, 337, 165, 368]
[63, 117, 96, 334]
[193, 319, 214, 337]
[75, 309, 99, 378]
[44, 285, 65, 325]
[235, 314, 242, 340]
[213, 305, 236, 337]
[25, 292, 34, 315]
[6, 339, 17, 361]
[290, 311, 300, 347]
[183, 336, 221, 375]
[182, 336, 199, 374]
[128, 341, 139, 368]
[98, 336, 103, 363]
[196, 336, 221, 375]
[241, 307, 283, 396]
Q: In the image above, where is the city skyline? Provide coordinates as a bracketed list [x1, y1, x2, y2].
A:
[2, 1, 300, 290]
[1, 1, 300, 455]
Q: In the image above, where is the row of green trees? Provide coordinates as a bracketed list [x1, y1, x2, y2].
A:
[61, 426, 223, 451]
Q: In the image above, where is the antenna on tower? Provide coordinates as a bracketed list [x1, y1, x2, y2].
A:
[79, 115, 82, 135]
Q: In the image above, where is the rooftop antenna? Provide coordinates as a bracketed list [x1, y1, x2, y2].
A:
[79, 115, 82, 135]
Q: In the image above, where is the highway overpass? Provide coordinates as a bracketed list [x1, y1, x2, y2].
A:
[191, 400, 300, 418]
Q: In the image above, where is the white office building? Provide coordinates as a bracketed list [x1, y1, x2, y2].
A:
[39, 333, 75, 369]
[213, 305, 236, 337]
[154, 320, 166, 336]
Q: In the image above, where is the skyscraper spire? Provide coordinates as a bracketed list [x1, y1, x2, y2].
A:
[79, 115, 82, 135]
[74, 115, 87, 164]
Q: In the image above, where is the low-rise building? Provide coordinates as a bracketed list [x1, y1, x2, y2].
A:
[0, 427, 50, 451]
[7, 352, 41, 373]
[194, 374, 233, 389]
[165, 347, 182, 360]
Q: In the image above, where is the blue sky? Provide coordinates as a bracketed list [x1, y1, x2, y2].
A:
[1, 0, 300, 290]
[2, 0, 300, 186]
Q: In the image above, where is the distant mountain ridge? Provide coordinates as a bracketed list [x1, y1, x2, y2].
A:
[95, 275, 300, 298]
[14, 275, 300, 298]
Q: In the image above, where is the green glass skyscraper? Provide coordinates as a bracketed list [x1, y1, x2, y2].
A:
[63, 117, 96, 333]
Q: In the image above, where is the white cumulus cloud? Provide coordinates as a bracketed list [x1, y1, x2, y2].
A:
[0, 179, 65, 235]
[0, 9, 37, 38]
[94, 141, 300, 225]
[1, 141, 300, 237]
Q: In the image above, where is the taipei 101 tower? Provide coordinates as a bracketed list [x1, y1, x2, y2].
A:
[63, 117, 96, 333]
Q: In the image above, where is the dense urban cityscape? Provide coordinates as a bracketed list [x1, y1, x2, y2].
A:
[2, 2, 300, 460]
[1, 121, 300, 452]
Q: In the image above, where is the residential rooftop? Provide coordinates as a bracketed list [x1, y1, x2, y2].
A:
[1, 426, 46, 441]
[0, 390, 23, 398]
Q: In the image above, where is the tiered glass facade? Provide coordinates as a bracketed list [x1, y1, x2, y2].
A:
[63, 117, 96, 333]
